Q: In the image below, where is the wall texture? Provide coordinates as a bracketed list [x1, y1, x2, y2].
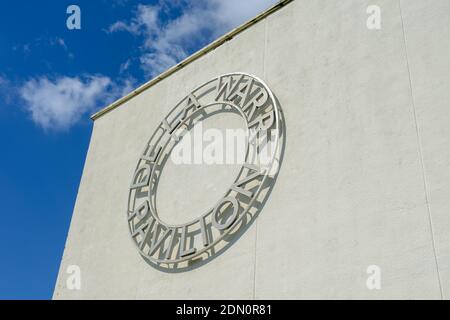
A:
[53, 0, 450, 299]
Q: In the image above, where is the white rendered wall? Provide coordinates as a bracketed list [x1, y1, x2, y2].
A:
[53, 0, 450, 299]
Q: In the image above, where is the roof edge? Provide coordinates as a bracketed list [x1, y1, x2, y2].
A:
[91, 0, 293, 121]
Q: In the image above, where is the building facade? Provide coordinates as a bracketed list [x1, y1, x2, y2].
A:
[54, 0, 450, 299]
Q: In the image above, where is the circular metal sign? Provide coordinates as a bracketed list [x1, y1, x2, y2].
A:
[126, 73, 283, 266]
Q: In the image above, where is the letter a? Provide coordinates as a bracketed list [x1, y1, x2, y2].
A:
[67, 5, 81, 30]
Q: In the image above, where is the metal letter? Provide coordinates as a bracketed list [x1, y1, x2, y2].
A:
[181, 93, 202, 120]
[179, 225, 197, 257]
[230, 164, 263, 198]
[130, 164, 151, 189]
[212, 196, 239, 231]
[199, 216, 210, 247]
[215, 76, 235, 101]
[148, 226, 174, 256]
[241, 83, 268, 121]
[162, 118, 181, 142]
[131, 215, 156, 250]
[142, 144, 162, 163]
[248, 110, 274, 131]
[128, 201, 149, 221]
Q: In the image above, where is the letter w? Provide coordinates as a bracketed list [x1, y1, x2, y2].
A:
[231, 164, 263, 198]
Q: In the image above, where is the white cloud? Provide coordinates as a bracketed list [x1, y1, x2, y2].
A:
[119, 59, 132, 73]
[20, 75, 133, 131]
[212, 0, 279, 30]
[109, 0, 278, 77]
[140, 52, 178, 75]
[108, 4, 159, 34]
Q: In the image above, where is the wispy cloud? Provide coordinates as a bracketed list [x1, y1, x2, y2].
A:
[49, 37, 68, 51]
[108, 4, 160, 35]
[19, 75, 133, 131]
[0, 76, 13, 105]
[108, 0, 278, 77]
[13, 36, 73, 57]
[119, 59, 132, 74]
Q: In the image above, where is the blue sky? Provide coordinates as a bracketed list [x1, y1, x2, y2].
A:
[0, 0, 277, 299]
